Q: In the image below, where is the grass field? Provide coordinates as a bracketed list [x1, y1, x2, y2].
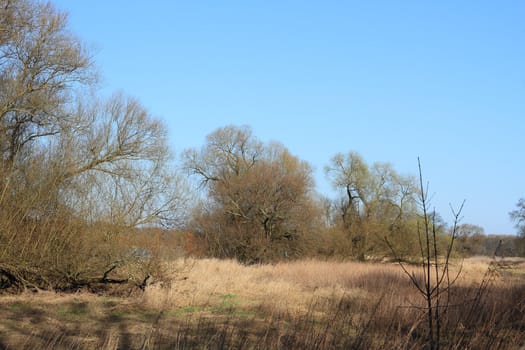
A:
[1, 257, 524, 349]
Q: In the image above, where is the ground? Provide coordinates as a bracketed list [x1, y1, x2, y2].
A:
[1, 257, 524, 349]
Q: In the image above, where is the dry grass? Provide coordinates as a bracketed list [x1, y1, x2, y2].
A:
[143, 257, 501, 310]
[1, 257, 524, 349]
[142, 258, 397, 313]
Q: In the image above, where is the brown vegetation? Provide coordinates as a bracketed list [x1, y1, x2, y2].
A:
[1, 257, 524, 349]
[0, 0, 189, 292]
[184, 126, 322, 263]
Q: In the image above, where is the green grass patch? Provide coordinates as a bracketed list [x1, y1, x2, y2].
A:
[7, 301, 33, 312]
[219, 293, 238, 308]
[209, 293, 257, 317]
[55, 301, 90, 319]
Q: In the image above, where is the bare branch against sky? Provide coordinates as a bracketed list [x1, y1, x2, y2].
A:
[53, 1, 524, 234]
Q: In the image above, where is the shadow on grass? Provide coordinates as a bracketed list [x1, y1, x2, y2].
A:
[1, 267, 524, 349]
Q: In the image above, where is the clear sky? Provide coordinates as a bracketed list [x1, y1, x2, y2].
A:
[52, 1, 524, 234]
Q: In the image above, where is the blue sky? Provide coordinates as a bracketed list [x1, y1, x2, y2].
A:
[53, 1, 524, 234]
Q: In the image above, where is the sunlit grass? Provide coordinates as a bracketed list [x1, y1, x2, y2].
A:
[0, 257, 523, 349]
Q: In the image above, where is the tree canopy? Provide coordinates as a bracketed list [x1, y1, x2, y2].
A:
[325, 152, 419, 260]
[184, 125, 321, 263]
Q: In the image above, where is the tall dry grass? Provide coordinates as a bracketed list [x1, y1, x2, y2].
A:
[142, 258, 418, 313]
[1, 257, 524, 349]
[141, 257, 525, 349]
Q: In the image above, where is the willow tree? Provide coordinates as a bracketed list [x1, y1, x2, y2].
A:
[184, 125, 321, 263]
[325, 151, 419, 260]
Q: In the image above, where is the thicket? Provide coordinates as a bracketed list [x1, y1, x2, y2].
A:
[0, 0, 189, 292]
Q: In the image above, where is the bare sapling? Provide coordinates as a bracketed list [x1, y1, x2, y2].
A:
[386, 158, 464, 350]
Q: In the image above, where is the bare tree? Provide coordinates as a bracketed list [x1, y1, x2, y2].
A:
[510, 198, 525, 255]
[325, 151, 419, 260]
[183, 125, 264, 185]
[52, 93, 190, 228]
[184, 126, 320, 263]
[0, 1, 189, 291]
[386, 159, 465, 350]
[510, 198, 525, 236]
[0, 0, 96, 164]
[454, 223, 485, 256]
